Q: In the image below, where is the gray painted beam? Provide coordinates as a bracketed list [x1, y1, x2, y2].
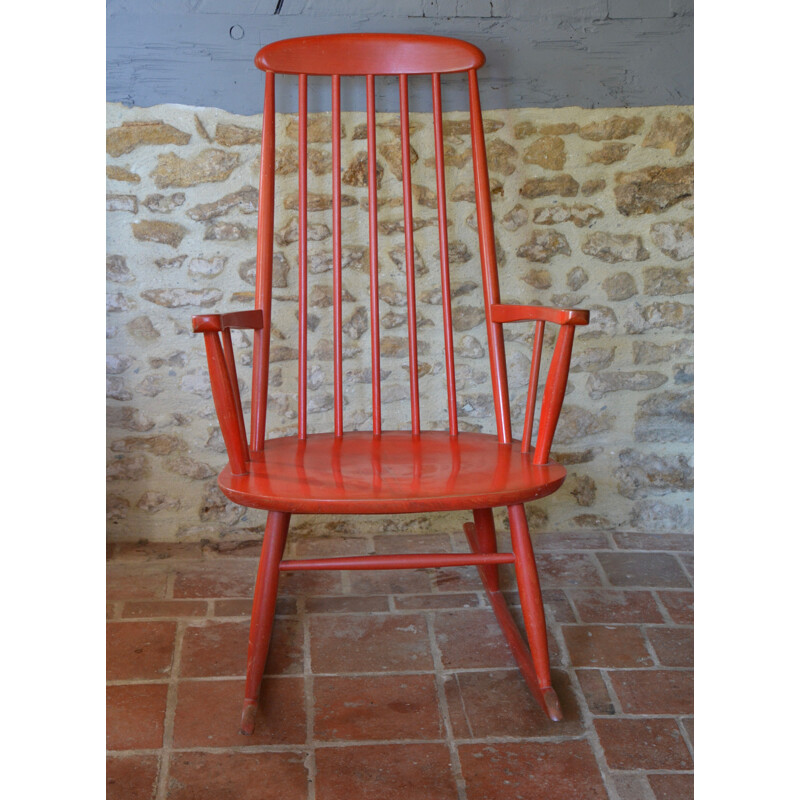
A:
[106, 3, 693, 113]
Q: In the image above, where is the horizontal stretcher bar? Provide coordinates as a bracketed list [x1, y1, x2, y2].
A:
[278, 552, 516, 571]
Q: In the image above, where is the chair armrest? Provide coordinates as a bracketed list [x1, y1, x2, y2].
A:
[492, 304, 590, 463]
[192, 309, 264, 333]
[490, 304, 589, 327]
[192, 311, 261, 475]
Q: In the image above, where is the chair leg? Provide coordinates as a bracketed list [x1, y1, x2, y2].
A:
[240, 509, 291, 735]
[507, 503, 562, 721]
[470, 508, 500, 591]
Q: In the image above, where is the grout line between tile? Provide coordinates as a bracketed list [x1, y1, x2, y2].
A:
[677, 716, 694, 760]
[426, 611, 468, 800]
[301, 597, 316, 800]
[547, 602, 621, 800]
[154, 619, 187, 800]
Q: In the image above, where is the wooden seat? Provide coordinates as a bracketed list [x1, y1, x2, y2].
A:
[219, 431, 567, 514]
[191, 32, 590, 735]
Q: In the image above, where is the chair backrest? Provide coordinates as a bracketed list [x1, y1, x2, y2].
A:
[248, 33, 513, 449]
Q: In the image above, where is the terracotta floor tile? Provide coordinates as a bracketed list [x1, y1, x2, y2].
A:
[180, 618, 302, 677]
[293, 536, 372, 558]
[535, 530, 612, 550]
[459, 740, 608, 800]
[201, 538, 264, 558]
[106, 567, 169, 601]
[606, 772, 654, 800]
[569, 589, 663, 624]
[348, 568, 433, 594]
[122, 600, 208, 619]
[608, 669, 693, 715]
[314, 673, 444, 741]
[594, 718, 693, 770]
[107, 621, 176, 681]
[658, 590, 694, 624]
[537, 552, 604, 587]
[597, 553, 691, 588]
[373, 532, 454, 554]
[575, 669, 616, 716]
[648, 772, 694, 800]
[433, 565, 485, 591]
[543, 588, 577, 623]
[173, 560, 257, 599]
[434, 609, 517, 670]
[315, 743, 459, 800]
[646, 627, 693, 667]
[113, 541, 204, 561]
[172, 677, 306, 747]
[306, 594, 390, 614]
[212, 595, 297, 617]
[310, 613, 433, 673]
[278, 569, 344, 595]
[446, 668, 583, 739]
[106, 755, 159, 800]
[394, 592, 481, 610]
[165, 751, 308, 800]
[107, 684, 168, 751]
[562, 625, 653, 668]
[611, 532, 694, 552]
[682, 716, 693, 747]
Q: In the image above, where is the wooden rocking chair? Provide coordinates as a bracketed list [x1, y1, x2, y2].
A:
[192, 33, 589, 735]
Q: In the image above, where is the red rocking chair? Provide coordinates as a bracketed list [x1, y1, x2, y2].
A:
[192, 33, 589, 735]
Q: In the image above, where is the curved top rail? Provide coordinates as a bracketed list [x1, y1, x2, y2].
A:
[255, 33, 485, 76]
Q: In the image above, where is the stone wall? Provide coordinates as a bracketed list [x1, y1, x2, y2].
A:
[106, 101, 693, 543]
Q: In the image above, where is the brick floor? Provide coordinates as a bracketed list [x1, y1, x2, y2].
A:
[107, 528, 693, 800]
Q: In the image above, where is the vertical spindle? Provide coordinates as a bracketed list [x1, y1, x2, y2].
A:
[533, 324, 576, 464]
[366, 74, 382, 436]
[332, 74, 344, 437]
[399, 74, 420, 435]
[298, 73, 308, 439]
[468, 68, 511, 444]
[520, 320, 545, 454]
[432, 73, 458, 437]
[252, 71, 276, 451]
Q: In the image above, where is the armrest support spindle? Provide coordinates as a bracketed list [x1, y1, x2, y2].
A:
[490, 303, 588, 464]
[193, 310, 262, 475]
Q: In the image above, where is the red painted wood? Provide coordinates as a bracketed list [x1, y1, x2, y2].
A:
[279, 551, 515, 572]
[507, 504, 562, 720]
[533, 324, 576, 465]
[366, 74, 382, 435]
[491, 303, 590, 326]
[222, 329, 249, 460]
[297, 73, 308, 440]
[190, 33, 594, 733]
[240, 510, 290, 735]
[468, 508, 500, 591]
[331, 74, 344, 437]
[255, 33, 485, 76]
[192, 309, 263, 333]
[465, 520, 563, 722]
[252, 72, 276, 453]
[216, 431, 566, 514]
[431, 73, 458, 436]
[521, 320, 545, 454]
[399, 74, 421, 434]
[468, 69, 512, 444]
[202, 332, 248, 475]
